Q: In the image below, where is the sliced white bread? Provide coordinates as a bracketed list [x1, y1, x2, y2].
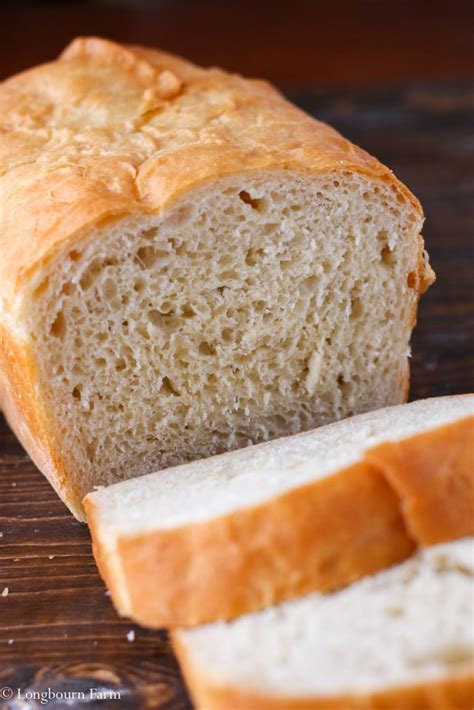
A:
[173, 538, 474, 710]
[85, 394, 474, 627]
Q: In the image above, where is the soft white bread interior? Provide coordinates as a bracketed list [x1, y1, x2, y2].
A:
[173, 538, 474, 710]
[85, 394, 474, 627]
[0, 37, 432, 518]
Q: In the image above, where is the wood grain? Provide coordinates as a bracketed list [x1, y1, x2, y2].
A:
[1, 83, 473, 708]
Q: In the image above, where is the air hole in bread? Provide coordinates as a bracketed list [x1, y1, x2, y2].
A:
[50, 311, 67, 338]
[115, 358, 126, 372]
[133, 277, 146, 294]
[147, 310, 165, 327]
[85, 441, 97, 461]
[302, 276, 318, 294]
[239, 190, 266, 211]
[160, 376, 180, 396]
[245, 247, 265, 266]
[263, 223, 278, 236]
[351, 297, 364, 320]
[407, 271, 417, 288]
[135, 246, 162, 269]
[381, 245, 396, 266]
[199, 341, 216, 356]
[220, 269, 240, 281]
[219, 254, 234, 267]
[80, 259, 102, 290]
[61, 282, 75, 296]
[102, 278, 118, 302]
[182, 304, 196, 317]
[156, 301, 172, 315]
[141, 227, 159, 242]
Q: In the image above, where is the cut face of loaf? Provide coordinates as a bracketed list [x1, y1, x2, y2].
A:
[85, 394, 474, 627]
[0, 37, 433, 518]
[32, 173, 422, 508]
[173, 539, 474, 710]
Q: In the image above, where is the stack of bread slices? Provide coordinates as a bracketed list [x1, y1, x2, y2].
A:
[86, 393, 474, 708]
[0, 38, 473, 709]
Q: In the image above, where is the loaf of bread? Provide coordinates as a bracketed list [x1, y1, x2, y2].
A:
[173, 538, 474, 710]
[85, 394, 474, 627]
[0, 37, 433, 519]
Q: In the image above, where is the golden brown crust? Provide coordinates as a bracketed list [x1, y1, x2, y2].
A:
[84, 503, 120, 600]
[366, 416, 474, 545]
[172, 629, 474, 710]
[0, 35, 423, 316]
[409, 236, 435, 329]
[0, 323, 82, 515]
[86, 414, 474, 628]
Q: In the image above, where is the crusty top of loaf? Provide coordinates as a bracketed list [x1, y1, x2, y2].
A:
[0, 36, 422, 316]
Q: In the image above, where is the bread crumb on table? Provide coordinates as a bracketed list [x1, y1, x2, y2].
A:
[126, 630, 135, 642]
[2, 587, 9, 597]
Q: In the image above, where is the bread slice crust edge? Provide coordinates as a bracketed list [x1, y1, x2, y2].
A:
[85, 412, 474, 627]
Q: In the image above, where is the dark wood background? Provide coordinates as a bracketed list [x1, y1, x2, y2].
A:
[1, 0, 474, 88]
[1, 2, 473, 708]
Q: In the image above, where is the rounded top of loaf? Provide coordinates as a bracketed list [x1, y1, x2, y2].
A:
[0, 36, 422, 317]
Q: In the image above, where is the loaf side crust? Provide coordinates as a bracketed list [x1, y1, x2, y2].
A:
[0, 322, 83, 515]
[85, 413, 474, 627]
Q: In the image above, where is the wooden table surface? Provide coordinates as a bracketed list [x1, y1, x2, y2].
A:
[1, 6, 474, 705]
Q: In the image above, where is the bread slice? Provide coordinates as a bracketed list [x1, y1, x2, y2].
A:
[84, 394, 474, 628]
[0, 37, 433, 520]
[173, 538, 474, 710]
